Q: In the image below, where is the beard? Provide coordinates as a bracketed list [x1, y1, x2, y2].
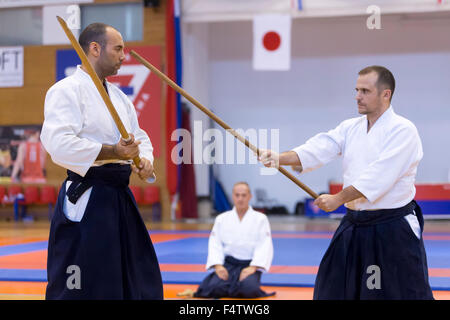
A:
[104, 63, 119, 77]
[98, 54, 121, 78]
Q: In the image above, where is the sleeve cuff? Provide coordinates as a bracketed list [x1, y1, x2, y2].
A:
[139, 150, 154, 165]
[206, 259, 224, 270]
[60, 141, 103, 177]
[351, 182, 374, 203]
[250, 261, 269, 272]
[291, 145, 315, 173]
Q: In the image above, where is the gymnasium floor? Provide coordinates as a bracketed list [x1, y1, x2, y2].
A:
[0, 216, 450, 300]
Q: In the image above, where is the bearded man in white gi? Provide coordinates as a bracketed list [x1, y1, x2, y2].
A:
[194, 182, 275, 298]
[260, 66, 433, 300]
[41, 23, 163, 299]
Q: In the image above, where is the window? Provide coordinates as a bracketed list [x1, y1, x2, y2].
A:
[81, 2, 143, 42]
[0, 7, 43, 46]
[0, 2, 143, 46]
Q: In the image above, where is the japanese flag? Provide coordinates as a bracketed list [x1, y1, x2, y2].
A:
[253, 14, 292, 71]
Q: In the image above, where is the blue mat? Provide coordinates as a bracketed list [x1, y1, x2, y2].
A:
[1, 268, 449, 291]
[0, 241, 48, 257]
[154, 237, 450, 268]
[0, 234, 449, 290]
[154, 238, 329, 266]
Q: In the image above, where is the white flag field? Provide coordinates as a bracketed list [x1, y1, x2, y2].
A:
[253, 14, 292, 71]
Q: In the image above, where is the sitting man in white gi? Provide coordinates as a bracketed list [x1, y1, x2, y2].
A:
[194, 182, 275, 299]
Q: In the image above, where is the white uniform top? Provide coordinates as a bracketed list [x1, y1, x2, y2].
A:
[40, 65, 154, 222]
[293, 106, 422, 210]
[292, 106, 422, 238]
[40, 65, 154, 177]
[206, 206, 274, 272]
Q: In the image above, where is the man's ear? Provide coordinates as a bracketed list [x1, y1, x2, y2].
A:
[88, 42, 101, 57]
[383, 89, 392, 101]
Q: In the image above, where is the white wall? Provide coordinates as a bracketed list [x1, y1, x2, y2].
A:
[182, 22, 211, 196]
[202, 13, 450, 212]
[182, 0, 450, 22]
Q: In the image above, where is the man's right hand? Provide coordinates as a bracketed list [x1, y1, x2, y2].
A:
[258, 149, 280, 168]
[114, 133, 141, 160]
[258, 149, 302, 168]
[214, 265, 229, 281]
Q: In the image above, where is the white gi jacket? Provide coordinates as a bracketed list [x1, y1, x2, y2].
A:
[206, 206, 274, 272]
[292, 106, 422, 238]
[41, 65, 154, 221]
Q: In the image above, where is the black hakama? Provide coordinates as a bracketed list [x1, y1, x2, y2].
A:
[45, 164, 163, 300]
[313, 201, 434, 300]
[194, 256, 275, 299]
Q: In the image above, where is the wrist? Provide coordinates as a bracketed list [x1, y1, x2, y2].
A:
[335, 185, 364, 206]
[280, 151, 301, 166]
[112, 144, 117, 157]
[97, 144, 120, 161]
[113, 143, 125, 160]
[333, 193, 345, 207]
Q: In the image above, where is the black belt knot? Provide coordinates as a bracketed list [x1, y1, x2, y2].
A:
[66, 163, 131, 204]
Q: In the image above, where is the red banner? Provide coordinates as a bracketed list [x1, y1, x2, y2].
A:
[108, 46, 162, 157]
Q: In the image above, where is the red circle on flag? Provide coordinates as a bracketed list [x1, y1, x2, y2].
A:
[262, 31, 281, 51]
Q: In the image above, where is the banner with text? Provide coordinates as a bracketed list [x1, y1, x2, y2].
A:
[0, 46, 24, 87]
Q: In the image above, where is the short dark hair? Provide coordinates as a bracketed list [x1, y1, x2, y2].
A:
[78, 23, 110, 54]
[359, 65, 395, 101]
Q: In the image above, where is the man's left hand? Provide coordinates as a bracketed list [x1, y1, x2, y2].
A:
[313, 194, 343, 212]
[132, 157, 154, 181]
[239, 266, 257, 282]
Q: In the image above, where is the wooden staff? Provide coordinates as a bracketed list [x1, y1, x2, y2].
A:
[130, 50, 318, 199]
[56, 16, 155, 181]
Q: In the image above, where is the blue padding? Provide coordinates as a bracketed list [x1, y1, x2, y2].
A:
[429, 277, 450, 291]
[261, 273, 317, 287]
[1, 268, 448, 290]
[154, 238, 331, 266]
[160, 271, 317, 287]
[0, 241, 48, 257]
[1, 235, 450, 291]
[149, 230, 336, 235]
[0, 269, 47, 282]
[155, 237, 450, 268]
[149, 230, 210, 234]
[154, 238, 207, 264]
[161, 271, 205, 284]
[2, 237, 449, 268]
[163, 272, 450, 290]
[417, 200, 450, 215]
[423, 240, 450, 268]
[271, 239, 330, 266]
[149, 229, 449, 236]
